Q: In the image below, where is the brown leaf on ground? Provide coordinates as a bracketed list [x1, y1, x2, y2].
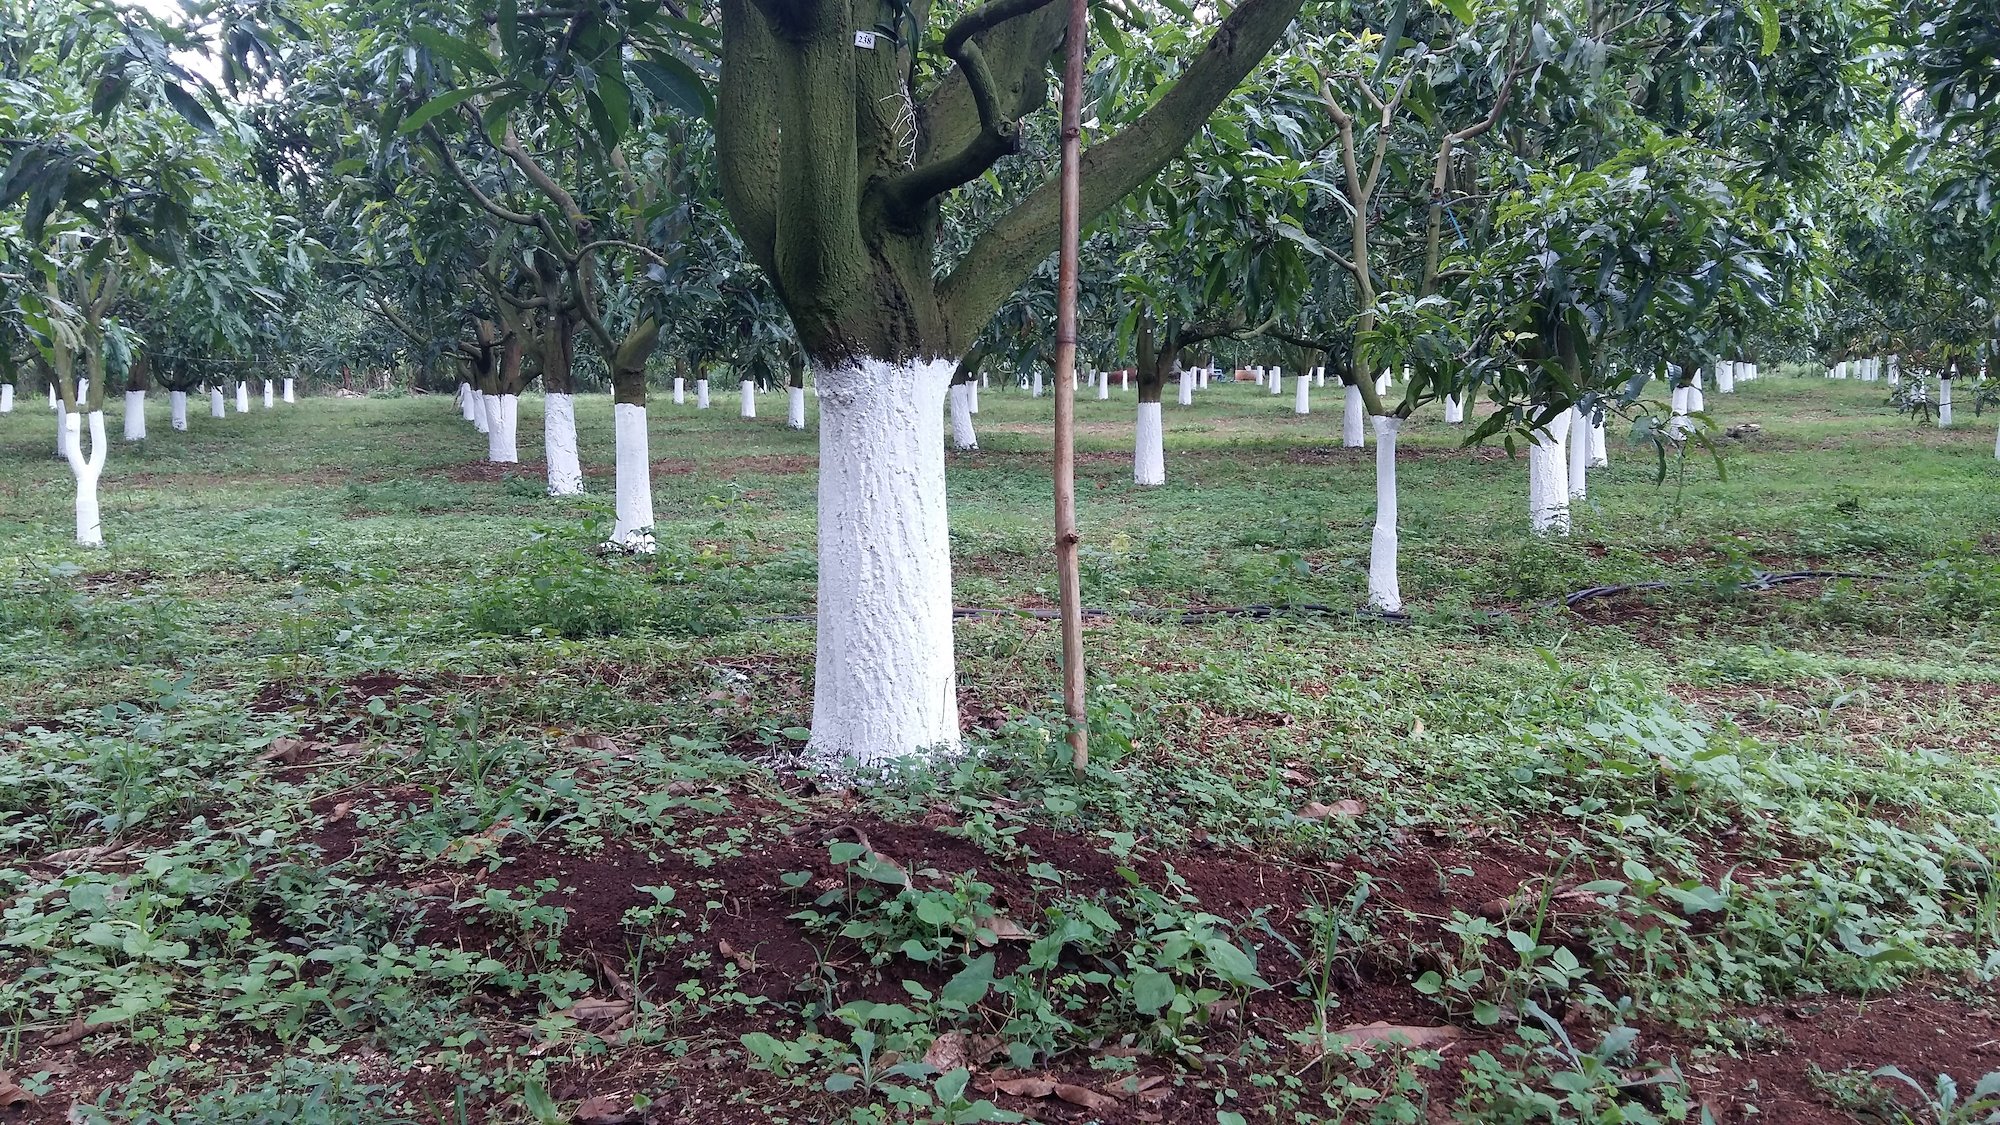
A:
[572, 1094, 636, 1124]
[718, 939, 757, 972]
[1298, 799, 1366, 820]
[0, 1073, 33, 1108]
[324, 801, 354, 825]
[40, 1017, 97, 1048]
[588, 952, 636, 1001]
[563, 998, 631, 1024]
[40, 845, 133, 868]
[1053, 1083, 1119, 1111]
[923, 1032, 969, 1072]
[968, 913, 1033, 945]
[981, 1075, 1057, 1098]
[1100, 1073, 1168, 1101]
[1326, 1022, 1461, 1052]
[257, 737, 314, 765]
[563, 733, 620, 753]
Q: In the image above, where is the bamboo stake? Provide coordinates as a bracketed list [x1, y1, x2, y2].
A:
[1055, 0, 1089, 771]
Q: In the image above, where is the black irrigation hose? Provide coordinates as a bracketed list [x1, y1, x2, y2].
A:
[750, 570, 1898, 627]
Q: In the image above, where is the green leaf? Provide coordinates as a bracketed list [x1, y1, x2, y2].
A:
[161, 82, 216, 135]
[497, 0, 519, 56]
[1439, 0, 1473, 23]
[400, 88, 481, 134]
[1130, 968, 1175, 1015]
[1201, 938, 1267, 988]
[940, 953, 996, 1007]
[411, 25, 499, 77]
[1754, 0, 1779, 56]
[631, 54, 712, 121]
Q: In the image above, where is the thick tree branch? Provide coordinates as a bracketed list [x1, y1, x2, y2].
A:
[426, 128, 542, 229]
[939, 0, 1307, 343]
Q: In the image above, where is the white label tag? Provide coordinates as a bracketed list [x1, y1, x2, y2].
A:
[854, 30, 877, 49]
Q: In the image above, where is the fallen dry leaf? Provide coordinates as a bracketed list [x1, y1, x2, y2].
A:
[1298, 799, 1366, 820]
[1100, 1073, 1168, 1100]
[718, 939, 757, 973]
[40, 1016, 97, 1048]
[968, 912, 1033, 945]
[923, 1032, 969, 1072]
[323, 801, 354, 825]
[1053, 1083, 1119, 1112]
[571, 1094, 636, 1124]
[40, 844, 132, 867]
[0, 1072, 33, 1109]
[984, 1075, 1057, 1098]
[1326, 1022, 1461, 1052]
[563, 733, 620, 753]
[588, 952, 635, 1001]
[257, 737, 313, 765]
[563, 998, 632, 1024]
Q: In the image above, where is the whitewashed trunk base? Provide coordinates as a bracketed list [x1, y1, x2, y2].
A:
[610, 402, 656, 552]
[949, 383, 978, 450]
[66, 411, 107, 547]
[1135, 401, 1165, 486]
[55, 402, 70, 460]
[1588, 417, 1608, 468]
[788, 386, 807, 430]
[171, 391, 188, 430]
[1343, 386, 1365, 447]
[1369, 416, 1402, 611]
[488, 393, 520, 463]
[809, 358, 960, 766]
[0, 384, 13, 413]
[1528, 413, 1573, 535]
[1293, 375, 1310, 415]
[544, 392, 585, 496]
[673, 377, 685, 405]
[1567, 405, 1589, 500]
[235, 383, 250, 413]
[124, 390, 146, 442]
[283, 378, 296, 404]
[210, 389, 226, 418]
[1940, 380, 1953, 428]
[741, 380, 756, 418]
[1444, 392, 1464, 425]
[697, 380, 711, 410]
[263, 381, 274, 408]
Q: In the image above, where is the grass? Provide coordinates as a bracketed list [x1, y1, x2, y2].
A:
[1, 373, 1997, 1124]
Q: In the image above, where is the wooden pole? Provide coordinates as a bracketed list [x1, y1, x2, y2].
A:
[1054, 0, 1089, 771]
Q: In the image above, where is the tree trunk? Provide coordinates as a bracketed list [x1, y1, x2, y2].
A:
[1368, 416, 1401, 611]
[1343, 383, 1366, 447]
[1528, 411, 1572, 535]
[788, 353, 808, 430]
[1566, 405, 1589, 501]
[808, 358, 960, 766]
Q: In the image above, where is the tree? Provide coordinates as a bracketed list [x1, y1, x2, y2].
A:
[715, 0, 1309, 764]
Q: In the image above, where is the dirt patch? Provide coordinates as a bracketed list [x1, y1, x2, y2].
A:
[1682, 992, 2000, 1123]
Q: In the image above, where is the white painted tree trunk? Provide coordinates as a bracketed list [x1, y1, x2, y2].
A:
[210, 388, 226, 418]
[949, 383, 978, 450]
[788, 386, 807, 429]
[1097, 371, 1109, 400]
[544, 392, 585, 496]
[283, 377, 295, 403]
[488, 393, 520, 462]
[1369, 415, 1402, 612]
[65, 410, 107, 547]
[1887, 357, 1899, 386]
[697, 379, 711, 409]
[1032, 370, 1043, 397]
[1940, 378, 1953, 427]
[473, 390, 490, 434]
[1199, 367, 1210, 389]
[1293, 373, 1310, 414]
[1315, 366, 1325, 387]
[809, 358, 960, 766]
[1375, 371, 1389, 396]
[1343, 385, 1365, 447]
[1270, 366, 1285, 395]
[1689, 371, 1705, 415]
[968, 383, 979, 413]
[1588, 414, 1608, 468]
[1120, 371, 1128, 392]
[48, 385, 56, 409]
[0, 384, 11, 413]
[1669, 385, 1690, 439]
[673, 377, 685, 405]
[1177, 373, 1193, 406]
[171, 391, 188, 430]
[1528, 413, 1573, 535]
[55, 401, 70, 459]
[1134, 400, 1165, 486]
[611, 403, 656, 551]
[1567, 405, 1589, 500]
[235, 382, 249, 413]
[263, 380, 274, 408]
[124, 390, 146, 441]
[741, 379, 757, 418]
[1716, 363, 1735, 393]
[1444, 391, 1464, 424]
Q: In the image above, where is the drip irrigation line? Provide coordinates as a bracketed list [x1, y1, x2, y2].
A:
[746, 570, 1896, 627]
